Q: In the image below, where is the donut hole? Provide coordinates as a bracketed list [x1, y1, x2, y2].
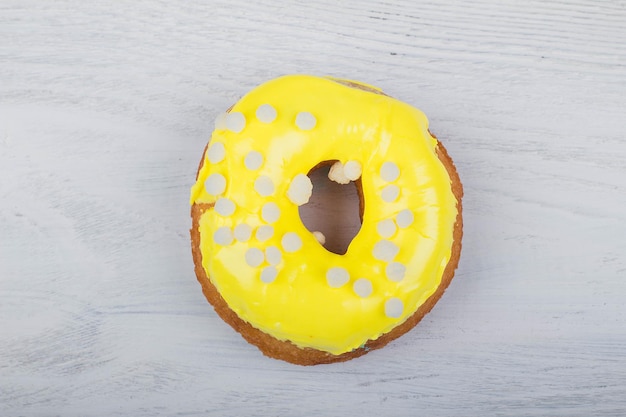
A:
[298, 162, 363, 255]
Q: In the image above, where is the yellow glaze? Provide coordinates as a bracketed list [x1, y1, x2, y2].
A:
[190, 75, 458, 355]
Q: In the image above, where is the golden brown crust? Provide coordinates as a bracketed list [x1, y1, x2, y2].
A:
[327, 78, 388, 96]
[190, 133, 463, 365]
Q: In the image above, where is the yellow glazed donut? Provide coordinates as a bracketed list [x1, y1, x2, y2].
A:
[190, 75, 463, 365]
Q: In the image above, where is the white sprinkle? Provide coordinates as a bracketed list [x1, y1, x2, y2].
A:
[204, 173, 226, 196]
[353, 278, 373, 298]
[385, 298, 404, 318]
[312, 231, 326, 245]
[295, 111, 316, 130]
[373, 240, 400, 262]
[255, 225, 274, 242]
[326, 267, 350, 288]
[281, 232, 302, 253]
[328, 161, 350, 184]
[381, 184, 400, 202]
[265, 246, 282, 265]
[396, 209, 414, 228]
[260, 266, 278, 283]
[233, 223, 252, 242]
[256, 104, 277, 123]
[380, 161, 400, 182]
[213, 227, 233, 246]
[225, 112, 246, 133]
[254, 175, 275, 196]
[245, 151, 264, 170]
[245, 248, 264, 267]
[214, 113, 227, 130]
[206, 142, 226, 164]
[385, 262, 406, 282]
[376, 219, 397, 238]
[343, 160, 362, 181]
[287, 174, 313, 206]
[214, 198, 235, 216]
[261, 202, 280, 223]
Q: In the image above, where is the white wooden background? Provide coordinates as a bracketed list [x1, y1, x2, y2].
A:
[1, 1, 625, 416]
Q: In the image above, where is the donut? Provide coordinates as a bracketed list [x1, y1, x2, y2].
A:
[190, 75, 463, 365]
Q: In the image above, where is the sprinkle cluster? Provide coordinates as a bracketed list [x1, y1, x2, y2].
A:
[325, 158, 414, 318]
[205, 105, 314, 286]
[203, 103, 416, 320]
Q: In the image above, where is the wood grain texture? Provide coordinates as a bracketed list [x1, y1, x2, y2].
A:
[1, 0, 625, 415]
